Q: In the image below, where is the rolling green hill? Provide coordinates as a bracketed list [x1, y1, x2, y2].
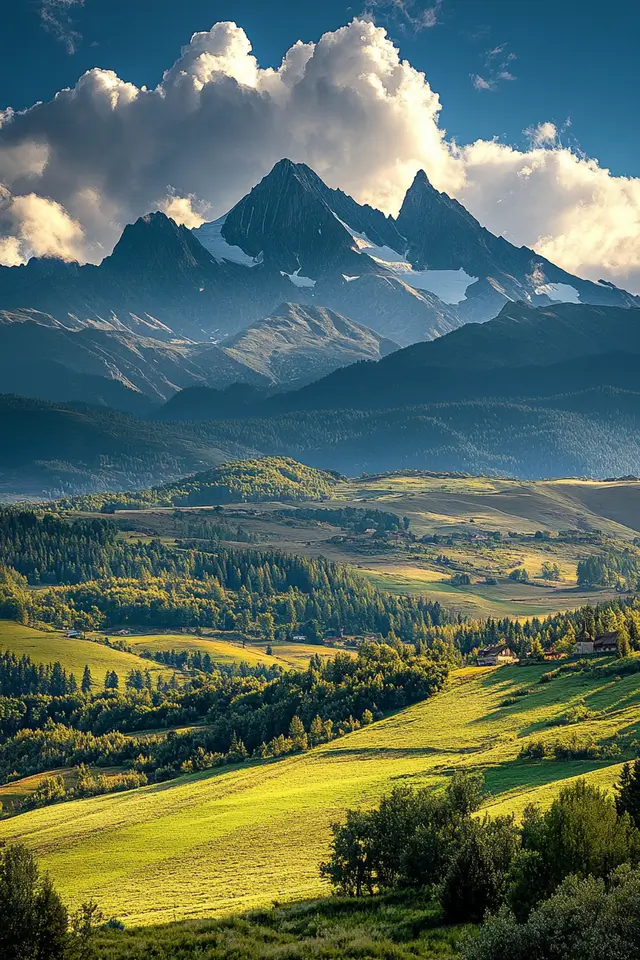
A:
[125, 634, 340, 670]
[61, 456, 340, 511]
[1, 658, 637, 925]
[0, 622, 176, 685]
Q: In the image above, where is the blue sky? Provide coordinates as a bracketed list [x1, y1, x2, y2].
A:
[4, 0, 639, 177]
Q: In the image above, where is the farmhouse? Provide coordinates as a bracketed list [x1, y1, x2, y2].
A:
[575, 638, 595, 655]
[477, 644, 518, 667]
[594, 631, 619, 654]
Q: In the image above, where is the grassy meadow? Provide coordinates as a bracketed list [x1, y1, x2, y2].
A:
[125, 633, 340, 669]
[0, 621, 176, 684]
[2, 658, 638, 925]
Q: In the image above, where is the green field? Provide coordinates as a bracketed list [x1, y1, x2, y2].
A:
[0, 622, 177, 684]
[94, 474, 640, 619]
[2, 658, 638, 926]
[359, 566, 617, 618]
[125, 633, 340, 669]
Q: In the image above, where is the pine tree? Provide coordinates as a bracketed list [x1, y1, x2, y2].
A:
[227, 732, 248, 762]
[309, 715, 324, 747]
[617, 625, 631, 659]
[81, 666, 93, 695]
[616, 759, 640, 828]
[289, 716, 308, 751]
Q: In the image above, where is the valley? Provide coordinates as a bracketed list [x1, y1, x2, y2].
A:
[0, 659, 635, 924]
[70, 470, 640, 619]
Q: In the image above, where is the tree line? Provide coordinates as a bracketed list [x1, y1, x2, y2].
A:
[0, 510, 450, 641]
[323, 762, 640, 959]
[0, 641, 448, 796]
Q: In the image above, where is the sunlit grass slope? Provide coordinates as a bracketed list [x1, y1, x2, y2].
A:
[0, 621, 173, 684]
[125, 634, 338, 669]
[3, 660, 639, 925]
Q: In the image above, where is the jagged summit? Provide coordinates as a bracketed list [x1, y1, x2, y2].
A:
[0, 157, 637, 353]
[107, 211, 213, 272]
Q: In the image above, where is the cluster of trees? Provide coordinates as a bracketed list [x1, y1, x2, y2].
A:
[323, 767, 640, 932]
[0, 651, 82, 697]
[276, 506, 409, 536]
[540, 561, 561, 581]
[59, 456, 340, 512]
[143, 646, 281, 680]
[22, 764, 148, 812]
[0, 511, 450, 641]
[577, 547, 640, 589]
[0, 641, 448, 794]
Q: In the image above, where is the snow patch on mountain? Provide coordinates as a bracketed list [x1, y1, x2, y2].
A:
[535, 282, 581, 304]
[282, 269, 316, 288]
[193, 216, 258, 267]
[335, 216, 477, 304]
[392, 267, 478, 304]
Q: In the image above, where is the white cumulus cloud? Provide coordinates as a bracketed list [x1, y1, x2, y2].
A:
[0, 185, 87, 262]
[0, 17, 638, 292]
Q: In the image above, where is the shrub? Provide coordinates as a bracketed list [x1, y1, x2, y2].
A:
[440, 815, 520, 923]
[462, 867, 640, 960]
[507, 779, 640, 918]
[519, 740, 546, 761]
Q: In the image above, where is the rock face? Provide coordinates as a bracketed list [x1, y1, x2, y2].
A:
[0, 212, 291, 342]
[0, 159, 637, 353]
[218, 302, 398, 386]
[0, 298, 398, 411]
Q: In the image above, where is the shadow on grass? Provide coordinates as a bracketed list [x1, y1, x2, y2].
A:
[327, 745, 480, 760]
[481, 756, 619, 801]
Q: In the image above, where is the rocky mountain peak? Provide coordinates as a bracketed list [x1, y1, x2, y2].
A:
[106, 211, 213, 273]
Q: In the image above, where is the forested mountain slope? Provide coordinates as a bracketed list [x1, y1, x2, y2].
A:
[269, 301, 640, 412]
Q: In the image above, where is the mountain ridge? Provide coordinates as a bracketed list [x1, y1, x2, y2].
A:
[1, 159, 635, 351]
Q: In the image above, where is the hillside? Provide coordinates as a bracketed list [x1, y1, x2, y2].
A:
[1, 659, 636, 924]
[0, 300, 399, 412]
[194, 396, 640, 479]
[0, 395, 253, 498]
[270, 301, 640, 412]
[71, 472, 640, 620]
[0, 622, 175, 684]
[217, 302, 398, 387]
[125, 634, 342, 670]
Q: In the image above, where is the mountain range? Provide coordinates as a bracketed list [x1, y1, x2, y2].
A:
[1, 159, 640, 493]
[0, 302, 396, 412]
[0, 159, 637, 411]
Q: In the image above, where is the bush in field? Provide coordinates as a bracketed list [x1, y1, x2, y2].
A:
[0, 844, 68, 960]
[462, 866, 640, 960]
[439, 815, 520, 923]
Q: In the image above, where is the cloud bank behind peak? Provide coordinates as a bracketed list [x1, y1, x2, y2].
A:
[0, 18, 639, 292]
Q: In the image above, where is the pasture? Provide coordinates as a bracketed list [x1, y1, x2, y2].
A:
[2, 658, 638, 925]
[0, 621, 176, 684]
[125, 633, 339, 669]
[92, 474, 640, 620]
